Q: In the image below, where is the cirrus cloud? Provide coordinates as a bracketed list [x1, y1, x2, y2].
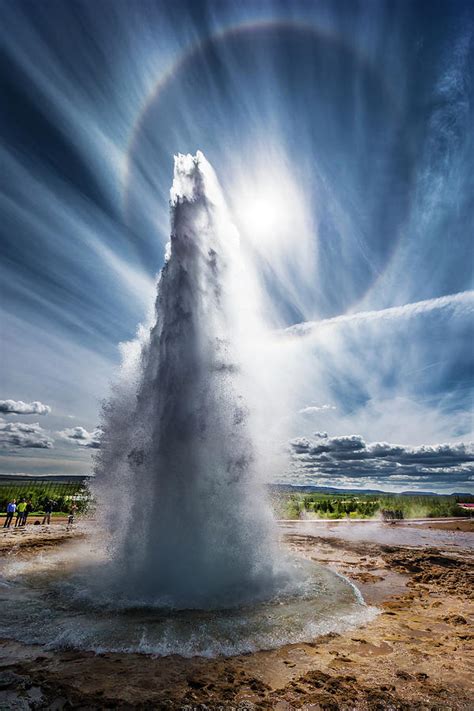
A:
[299, 404, 336, 415]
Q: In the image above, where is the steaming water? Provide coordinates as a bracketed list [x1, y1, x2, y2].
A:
[0, 153, 377, 656]
[283, 519, 474, 550]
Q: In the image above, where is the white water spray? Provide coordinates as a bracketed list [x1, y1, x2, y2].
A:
[94, 152, 280, 608]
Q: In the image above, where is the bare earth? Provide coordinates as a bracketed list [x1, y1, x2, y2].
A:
[0, 520, 473, 710]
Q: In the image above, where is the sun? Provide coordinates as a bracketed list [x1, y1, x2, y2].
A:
[228, 154, 315, 273]
[238, 191, 284, 239]
[232, 185, 294, 250]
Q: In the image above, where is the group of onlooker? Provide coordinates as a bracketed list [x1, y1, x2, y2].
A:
[3, 498, 32, 527]
[3, 498, 55, 528]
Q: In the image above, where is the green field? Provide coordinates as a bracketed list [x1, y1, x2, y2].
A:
[273, 491, 474, 520]
[0, 479, 91, 516]
[2, 480, 473, 520]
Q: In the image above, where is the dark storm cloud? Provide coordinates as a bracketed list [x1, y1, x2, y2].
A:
[0, 419, 53, 449]
[289, 434, 474, 486]
[291, 434, 367, 456]
[0, 399, 51, 415]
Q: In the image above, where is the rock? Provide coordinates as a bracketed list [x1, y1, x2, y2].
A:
[443, 614, 467, 625]
[415, 672, 429, 681]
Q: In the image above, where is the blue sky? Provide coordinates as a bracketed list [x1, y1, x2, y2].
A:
[1, 0, 473, 492]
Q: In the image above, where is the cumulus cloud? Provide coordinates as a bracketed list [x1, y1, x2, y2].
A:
[0, 399, 51, 415]
[292, 434, 366, 456]
[289, 433, 474, 488]
[0, 419, 53, 449]
[59, 426, 102, 449]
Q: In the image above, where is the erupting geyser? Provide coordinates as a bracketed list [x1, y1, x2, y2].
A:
[0, 153, 376, 657]
[95, 151, 280, 608]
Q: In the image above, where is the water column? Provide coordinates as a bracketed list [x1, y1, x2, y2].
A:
[95, 152, 279, 608]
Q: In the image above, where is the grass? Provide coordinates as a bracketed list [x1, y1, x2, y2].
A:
[273, 492, 474, 520]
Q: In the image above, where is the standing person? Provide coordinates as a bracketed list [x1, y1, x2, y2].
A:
[42, 500, 53, 525]
[3, 500, 16, 528]
[67, 503, 78, 526]
[15, 499, 27, 527]
[22, 500, 33, 526]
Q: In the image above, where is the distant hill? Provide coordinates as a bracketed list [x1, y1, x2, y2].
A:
[270, 484, 472, 497]
[271, 484, 385, 495]
[0, 473, 91, 483]
[0, 475, 470, 498]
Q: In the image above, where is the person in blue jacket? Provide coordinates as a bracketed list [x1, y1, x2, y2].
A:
[3, 500, 16, 528]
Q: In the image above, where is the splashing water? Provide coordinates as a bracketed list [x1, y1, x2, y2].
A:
[94, 151, 281, 608]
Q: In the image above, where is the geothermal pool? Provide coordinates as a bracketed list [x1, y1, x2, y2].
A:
[0, 540, 376, 657]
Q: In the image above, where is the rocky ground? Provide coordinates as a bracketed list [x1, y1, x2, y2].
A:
[0, 521, 472, 710]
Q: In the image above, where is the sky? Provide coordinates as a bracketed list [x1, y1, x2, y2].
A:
[1, 0, 473, 493]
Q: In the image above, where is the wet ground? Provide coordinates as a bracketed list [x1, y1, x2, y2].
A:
[280, 517, 474, 550]
[0, 519, 472, 709]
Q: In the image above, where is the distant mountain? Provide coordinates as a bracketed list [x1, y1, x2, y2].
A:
[271, 484, 383, 495]
[0, 475, 470, 498]
[396, 490, 470, 498]
[270, 484, 472, 497]
[399, 490, 438, 497]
